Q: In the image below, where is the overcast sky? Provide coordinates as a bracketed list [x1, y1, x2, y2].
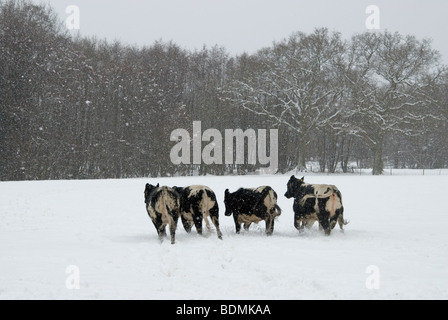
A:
[34, 0, 448, 62]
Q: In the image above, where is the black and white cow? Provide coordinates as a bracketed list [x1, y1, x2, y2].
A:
[173, 185, 223, 240]
[284, 176, 347, 235]
[144, 183, 180, 244]
[224, 186, 281, 235]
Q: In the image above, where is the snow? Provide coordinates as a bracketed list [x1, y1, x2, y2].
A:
[1, 173, 448, 300]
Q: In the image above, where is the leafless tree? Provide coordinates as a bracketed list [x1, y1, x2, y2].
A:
[225, 28, 346, 170]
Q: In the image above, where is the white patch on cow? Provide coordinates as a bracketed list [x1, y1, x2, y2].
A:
[147, 205, 157, 220]
[263, 189, 280, 217]
[251, 186, 268, 193]
[314, 197, 319, 214]
[296, 213, 318, 230]
[313, 184, 334, 197]
[304, 216, 318, 228]
[238, 214, 264, 225]
[299, 184, 339, 206]
[188, 185, 208, 197]
[154, 194, 165, 214]
[188, 185, 215, 228]
[325, 192, 342, 218]
[264, 190, 272, 211]
[200, 195, 216, 213]
[155, 187, 178, 225]
[183, 210, 194, 222]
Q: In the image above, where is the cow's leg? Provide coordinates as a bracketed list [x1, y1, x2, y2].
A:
[211, 216, 223, 240]
[243, 222, 252, 231]
[330, 216, 338, 230]
[151, 212, 167, 241]
[330, 202, 344, 231]
[181, 214, 193, 233]
[233, 214, 242, 234]
[265, 217, 274, 236]
[210, 206, 223, 240]
[169, 215, 179, 245]
[293, 200, 305, 232]
[193, 214, 203, 235]
[152, 219, 165, 241]
[158, 224, 167, 242]
[151, 219, 158, 232]
[304, 218, 316, 229]
[337, 208, 346, 232]
[203, 214, 212, 231]
[318, 215, 331, 236]
[169, 225, 176, 244]
[294, 214, 304, 232]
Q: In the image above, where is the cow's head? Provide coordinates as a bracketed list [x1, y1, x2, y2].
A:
[144, 183, 159, 204]
[224, 189, 233, 216]
[284, 176, 304, 199]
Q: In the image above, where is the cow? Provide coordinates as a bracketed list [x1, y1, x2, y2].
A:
[224, 186, 281, 235]
[173, 185, 223, 240]
[284, 176, 347, 235]
[144, 183, 180, 244]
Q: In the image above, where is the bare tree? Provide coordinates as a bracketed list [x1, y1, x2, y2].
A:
[342, 31, 445, 175]
[2, 1, 447, 180]
[225, 28, 346, 170]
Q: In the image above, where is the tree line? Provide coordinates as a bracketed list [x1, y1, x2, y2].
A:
[1, 0, 447, 180]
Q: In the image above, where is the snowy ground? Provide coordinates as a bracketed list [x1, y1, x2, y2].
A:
[1, 173, 447, 300]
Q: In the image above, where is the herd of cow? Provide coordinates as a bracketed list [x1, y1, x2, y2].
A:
[144, 176, 348, 244]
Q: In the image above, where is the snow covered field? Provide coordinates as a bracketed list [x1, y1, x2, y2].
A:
[1, 173, 447, 300]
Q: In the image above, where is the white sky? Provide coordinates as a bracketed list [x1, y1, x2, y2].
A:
[35, 0, 448, 62]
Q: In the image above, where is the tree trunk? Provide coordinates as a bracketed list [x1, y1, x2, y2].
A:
[297, 138, 307, 171]
[318, 134, 326, 173]
[372, 136, 384, 175]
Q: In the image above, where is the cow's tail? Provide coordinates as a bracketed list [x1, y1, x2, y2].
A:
[273, 203, 282, 217]
[159, 187, 177, 217]
[200, 189, 212, 230]
[334, 189, 349, 225]
[160, 187, 169, 217]
[267, 188, 281, 217]
[161, 187, 179, 244]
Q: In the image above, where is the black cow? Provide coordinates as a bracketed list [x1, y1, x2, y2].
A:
[173, 185, 223, 240]
[284, 176, 347, 235]
[144, 183, 180, 244]
[224, 186, 281, 235]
